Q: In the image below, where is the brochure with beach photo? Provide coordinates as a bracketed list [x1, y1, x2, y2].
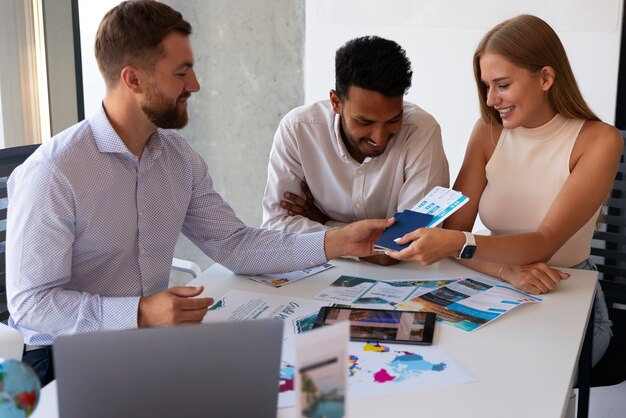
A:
[396, 276, 543, 332]
[315, 275, 542, 332]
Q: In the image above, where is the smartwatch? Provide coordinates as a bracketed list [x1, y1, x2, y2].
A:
[457, 231, 477, 259]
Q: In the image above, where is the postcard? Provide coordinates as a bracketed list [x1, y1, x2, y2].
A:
[295, 322, 349, 418]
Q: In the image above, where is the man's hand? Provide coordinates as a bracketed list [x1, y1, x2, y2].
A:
[360, 254, 401, 266]
[324, 218, 394, 259]
[500, 263, 570, 295]
[281, 182, 330, 225]
[138, 286, 214, 327]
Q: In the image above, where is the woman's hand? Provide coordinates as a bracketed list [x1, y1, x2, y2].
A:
[499, 263, 570, 295]
[385, 228, 466, 265]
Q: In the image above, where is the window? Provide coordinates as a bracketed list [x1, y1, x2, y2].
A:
[0, 0, 50, 148]
[0, 0, 86, 149]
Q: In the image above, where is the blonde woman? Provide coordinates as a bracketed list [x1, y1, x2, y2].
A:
[388, 14, 622, 365]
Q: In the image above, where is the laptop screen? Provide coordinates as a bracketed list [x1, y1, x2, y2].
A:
[54, 319, 283, 418]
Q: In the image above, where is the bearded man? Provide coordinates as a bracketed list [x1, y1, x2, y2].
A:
[6, 0, 392, 385]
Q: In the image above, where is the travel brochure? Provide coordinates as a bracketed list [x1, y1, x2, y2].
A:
[396, 276, 543, 332]
[248, 262, 334, 288]
[203, 289, 326, 338]
[314, 276, 459, 310]
[344, 340, 475, 397]
[375, 186, 469, 251]
[315, 275, 542, 332]
[203, 289, 476, 409]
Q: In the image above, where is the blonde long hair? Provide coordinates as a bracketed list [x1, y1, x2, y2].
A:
[473, 14, 600, 125]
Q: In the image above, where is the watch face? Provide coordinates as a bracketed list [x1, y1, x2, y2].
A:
[460, 245, 477, 259]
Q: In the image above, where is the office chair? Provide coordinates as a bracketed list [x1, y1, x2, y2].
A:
[171, 257, 202, 278]
[588, 130, 626, 387]
[0, 144, 41, 324]
[571, 130, 626, 418]
[0, 144, 201, 324]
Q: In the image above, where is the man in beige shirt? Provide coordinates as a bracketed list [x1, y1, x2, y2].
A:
[262, 36, 449, 265]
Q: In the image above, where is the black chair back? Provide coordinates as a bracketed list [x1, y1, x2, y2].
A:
[0, 144, 40, 323]
[589, 130, 626, 386]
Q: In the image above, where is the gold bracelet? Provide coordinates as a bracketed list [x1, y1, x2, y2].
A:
[497, 265, 506, 280]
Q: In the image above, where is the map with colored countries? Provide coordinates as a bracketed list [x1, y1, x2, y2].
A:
[279, 361, 294, 393]
[278, 340, 475, 406]
[350, 342, 446, 384]
[346, 341, 474, 398]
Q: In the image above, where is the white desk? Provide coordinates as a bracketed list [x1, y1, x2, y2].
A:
[31, 258, 597, 418]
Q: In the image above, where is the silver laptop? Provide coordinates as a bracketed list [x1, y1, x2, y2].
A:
[54, 319, 283, 418]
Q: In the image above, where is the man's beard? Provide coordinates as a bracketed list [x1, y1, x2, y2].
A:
[340, 114, 386, 158]
[141, 84, 189, 129]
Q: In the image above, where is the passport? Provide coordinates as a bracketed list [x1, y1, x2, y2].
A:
[375, 210, 435, 251]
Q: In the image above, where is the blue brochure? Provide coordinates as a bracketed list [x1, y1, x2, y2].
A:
[375, 210, 435, 251]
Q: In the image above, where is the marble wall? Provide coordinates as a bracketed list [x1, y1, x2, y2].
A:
[166, 0, 305, 274]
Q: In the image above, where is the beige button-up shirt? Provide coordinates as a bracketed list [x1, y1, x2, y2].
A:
[262, 100, 449, 232]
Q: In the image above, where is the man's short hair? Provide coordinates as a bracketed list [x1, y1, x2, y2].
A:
[335, 36, 412, 100]
[95, 0, 192, 87]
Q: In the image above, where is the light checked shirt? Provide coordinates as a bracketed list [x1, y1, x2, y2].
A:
[262, 100, 449, 233]
[7, 105, 326, 346]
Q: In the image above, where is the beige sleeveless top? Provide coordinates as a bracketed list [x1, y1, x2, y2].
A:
[479, 114, 598, 267]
